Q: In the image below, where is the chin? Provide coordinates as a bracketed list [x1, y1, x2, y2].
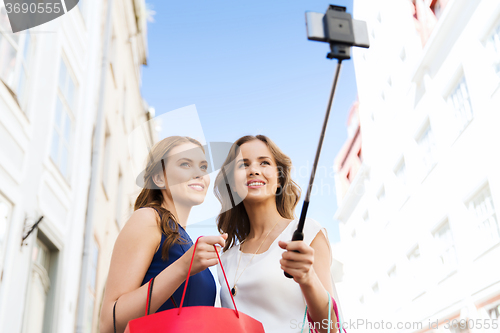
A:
[188, 193, 207, 206]
[242, 192, 274, 203]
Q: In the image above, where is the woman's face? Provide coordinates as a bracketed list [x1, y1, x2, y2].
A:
[161, 142, 210, 207]
[233, 140, 280, 204]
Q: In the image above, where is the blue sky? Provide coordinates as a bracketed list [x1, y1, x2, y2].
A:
[140, 0, 358, 243]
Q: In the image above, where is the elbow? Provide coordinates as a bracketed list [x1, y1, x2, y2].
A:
[99, 308, 113, 333]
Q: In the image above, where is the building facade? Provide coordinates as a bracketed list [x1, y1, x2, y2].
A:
[333, 101, 363, 204]
[0, 1, 150, 332]
[334, 0, 500, 332]
[75, 0, 152, 332]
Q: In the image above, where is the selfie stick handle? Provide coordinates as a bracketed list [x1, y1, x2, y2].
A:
[285, 59, 343, 279]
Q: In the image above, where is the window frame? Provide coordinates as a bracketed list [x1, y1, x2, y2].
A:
[0, 5, 34, 112]
[432, 219, 458, 273]
[484, 20, 500, 78]
[50, 56, 78, 182]
[416, 122, 438, 174]
[446, 75, 474, 135]
[467, 184, 500, 252]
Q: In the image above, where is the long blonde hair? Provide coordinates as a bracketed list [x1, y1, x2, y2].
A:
[134, 136, 205, 259]
[214, 135, 301, 251]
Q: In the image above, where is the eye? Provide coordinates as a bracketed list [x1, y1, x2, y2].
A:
[238, 162, 248, 169]
[261, 161, 271, 166]
[180, 162, 190, 168]
[200, 164, 208, 171]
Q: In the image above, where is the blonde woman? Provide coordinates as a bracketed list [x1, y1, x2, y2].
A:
[100, 136, 227, 333]
[215, 135, 340, 333]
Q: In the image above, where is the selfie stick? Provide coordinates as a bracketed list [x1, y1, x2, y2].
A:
[285, 5, 369, 279]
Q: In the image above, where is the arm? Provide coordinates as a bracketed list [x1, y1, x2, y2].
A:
[279, 230, 337, 333]
[99, 208, 226, 333]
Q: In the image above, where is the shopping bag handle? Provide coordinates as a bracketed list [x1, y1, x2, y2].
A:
[178, 236, 240, 318]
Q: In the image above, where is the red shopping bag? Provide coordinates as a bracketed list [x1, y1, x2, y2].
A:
[123, 237, 264, 333]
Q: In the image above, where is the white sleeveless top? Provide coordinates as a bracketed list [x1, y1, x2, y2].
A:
[217, 218, 325, 333]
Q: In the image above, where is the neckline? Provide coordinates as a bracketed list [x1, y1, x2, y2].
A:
[238, 219, 296, 256]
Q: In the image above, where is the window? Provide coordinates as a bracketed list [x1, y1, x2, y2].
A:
[381, 77, 392, 102]
[388, 266, 397, 278]
[23, 238, 54, 333]
[447, 76, 473, 134]
[407, 246, 421, 277]
[489, 304, 500, 320]
[400, 48, 406, 62]
[89, 238, 99, 292]
[372, 282, 379, 294]
[110, 29, 117, 86]
[102, 125, 111, 195]
[433, 221, 457, 271]
[50, 59, 77, 180]
[115, 170, 123, 226]
[0, 194, 12, 279]
[0, 5, 33, 109]
[416, 124, 438, 173]
[377, 186, 386, 201]
[370, 11, 382, 41]
[408, 246, 420, 262]
[467, 185, 500, 249]
[122, 84, 128, 131]
[431, 0, 447, 20]
[485, 21, 500, 77]
[363, 211, 370, 224]
[395, 158, 407, 185]
[414, 82, 426, 107]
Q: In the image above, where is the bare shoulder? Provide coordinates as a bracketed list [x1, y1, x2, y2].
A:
[304, 217, 326, 246]
[106, 208, 162, 292]
[125, 207, 160, 229]
[115, 207, 162, 252]
[310, 229, 330, 252]
[101, 207, 163, 321]
[309, 222, 334, 293]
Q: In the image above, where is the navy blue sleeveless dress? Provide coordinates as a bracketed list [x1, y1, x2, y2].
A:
[141, 216, 216, 312]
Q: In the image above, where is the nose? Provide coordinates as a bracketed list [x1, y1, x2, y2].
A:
[193, 166, 206, 179]
[248, 162, 260, 176]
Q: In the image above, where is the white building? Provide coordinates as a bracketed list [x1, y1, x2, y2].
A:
[0, 1, 151, 332]
[75, 0, 152, 332]
[334, 0, 500, 332]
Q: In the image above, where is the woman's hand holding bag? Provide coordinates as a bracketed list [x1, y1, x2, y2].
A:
[122, 237, 265, 333]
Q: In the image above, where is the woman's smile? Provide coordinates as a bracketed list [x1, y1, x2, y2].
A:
[188, 182, 205, 191]
[246, 179, 267, 189]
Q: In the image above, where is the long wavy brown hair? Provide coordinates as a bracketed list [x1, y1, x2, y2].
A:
[214, 135, 301, 251]
[134, 136, 205, 260]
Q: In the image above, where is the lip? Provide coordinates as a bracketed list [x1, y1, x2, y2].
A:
[246, 179, 266, 188]
[188, 183, 205, 191]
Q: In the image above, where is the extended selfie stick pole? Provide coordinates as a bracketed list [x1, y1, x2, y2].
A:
[284, 58, 343, 279]
[284, 5, 369, 278]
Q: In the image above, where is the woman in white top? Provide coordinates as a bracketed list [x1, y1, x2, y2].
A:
[214, 135, 341, 333]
